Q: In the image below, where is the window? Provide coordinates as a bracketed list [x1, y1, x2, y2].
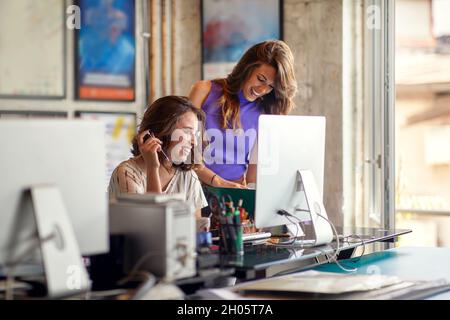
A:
[395, 0, 450, 247]
[343, 0, 395, 237]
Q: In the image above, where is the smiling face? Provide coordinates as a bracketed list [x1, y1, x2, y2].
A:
[242, 63, 277, 102]
[168, 111, 199, 164]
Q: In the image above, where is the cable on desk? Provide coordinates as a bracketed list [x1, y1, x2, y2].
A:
[271, 210, 310, 247]
[276, 209, 357, 273]
[282, 215, 301, 246]
[314, 213, 357, 273]
[131, 271, 157, 300]
[344, 234, 366, 262]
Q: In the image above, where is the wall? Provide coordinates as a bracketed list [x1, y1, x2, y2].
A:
[284, 0, 343, 225]
[173, 0, 201, 96]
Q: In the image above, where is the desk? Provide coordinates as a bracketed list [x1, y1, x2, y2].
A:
[313, 246, 450, 299]
[195, 246, 450, 300]
[220, 227, 411, 280]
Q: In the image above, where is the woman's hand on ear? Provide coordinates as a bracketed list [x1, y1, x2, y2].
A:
[138, 130, 162, 170]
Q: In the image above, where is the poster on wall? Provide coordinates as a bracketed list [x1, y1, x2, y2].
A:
[75, 0, 136, 101]
[75, 111, 136, 190]
[0, 0, 65, 98]
[201, 0, 282, 80]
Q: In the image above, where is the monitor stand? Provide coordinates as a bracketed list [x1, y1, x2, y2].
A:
[284, 170, 333, 247]
[7, 185, 90, 298]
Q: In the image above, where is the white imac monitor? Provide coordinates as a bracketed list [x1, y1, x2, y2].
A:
[255, 115, 332, 245]
[0, 120, 109, 268]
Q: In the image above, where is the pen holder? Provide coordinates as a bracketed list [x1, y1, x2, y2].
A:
[219, 217, 243, 256]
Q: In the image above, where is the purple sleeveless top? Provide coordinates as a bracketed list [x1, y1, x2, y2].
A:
[202, 81, 263, 181]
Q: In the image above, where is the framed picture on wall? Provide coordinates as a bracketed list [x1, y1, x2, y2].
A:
[75, 111, 136, 190]
[201, 0, 283, 80]
[75, 0, 136, 102]
[0, 0, 66, 99]
[0, 110, 68, 119]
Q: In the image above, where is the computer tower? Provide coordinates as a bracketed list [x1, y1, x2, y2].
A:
[109, 198, 196, 281]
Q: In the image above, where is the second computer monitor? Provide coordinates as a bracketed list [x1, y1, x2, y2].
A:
[0, 119, 109, 267]
[255, 115, 326, 229]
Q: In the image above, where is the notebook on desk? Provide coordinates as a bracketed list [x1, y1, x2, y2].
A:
[235, 270, 403, 295]
[232, 271, 450, 300]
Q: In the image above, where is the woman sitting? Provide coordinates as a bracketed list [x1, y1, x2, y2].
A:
[108, 96, 209, 230]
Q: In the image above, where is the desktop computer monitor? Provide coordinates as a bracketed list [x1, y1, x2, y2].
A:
[255, 115, 332, 245]
[0, 119, 109, 269]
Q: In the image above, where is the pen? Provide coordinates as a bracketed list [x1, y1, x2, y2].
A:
[220, 216, 229, 252]
[233, 209, 243, 255]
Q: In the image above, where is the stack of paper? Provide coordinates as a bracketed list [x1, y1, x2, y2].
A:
[235, 270, 403, 294]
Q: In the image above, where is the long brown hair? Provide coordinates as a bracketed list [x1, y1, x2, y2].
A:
[215, 40, 297, 129]
[131, 96, 205, 171]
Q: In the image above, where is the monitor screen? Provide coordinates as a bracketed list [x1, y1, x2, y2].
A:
[255, 115, 326, 230]
[0, 119, 109, 267]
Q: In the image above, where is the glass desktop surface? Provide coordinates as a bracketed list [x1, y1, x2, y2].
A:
[220, 228, 412, 270]
[221, 245, 323, 269]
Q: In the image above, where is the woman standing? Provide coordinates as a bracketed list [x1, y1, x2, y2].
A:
[189, 40, 297, 188]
